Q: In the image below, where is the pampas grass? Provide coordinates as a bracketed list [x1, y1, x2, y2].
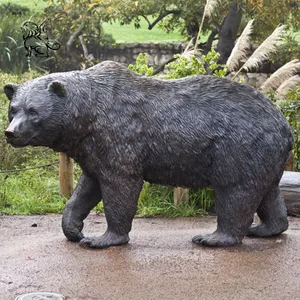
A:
[181, 38, 196, 60]
[226, 19, 254, 72]
[204, 0, 219, 18]
[232, 25, 286, 80]
[260, 59, 300, 92]
[276, 75, 300, 96]
[194, 0, 219, 54]
[243, 25, 286, 71]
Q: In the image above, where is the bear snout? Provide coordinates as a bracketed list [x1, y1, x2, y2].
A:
[5, 129, 21, 139]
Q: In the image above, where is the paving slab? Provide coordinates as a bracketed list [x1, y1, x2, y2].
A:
[1, 213, 300, 300]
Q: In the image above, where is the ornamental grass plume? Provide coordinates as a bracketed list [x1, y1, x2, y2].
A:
[276, 75, 300, 96]
[232, 25, 286, 80]
[194, 0, 219, 54]
[260, 59, 300, 92]
[226, 19, 254, 72]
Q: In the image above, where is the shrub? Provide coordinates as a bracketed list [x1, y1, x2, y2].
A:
[0, 14, 29, 74]
[128, 53, 154, 76]
[278, 86, 300, 171]
[0, 2, 29, 16]
[270, 34, 300, 66]
[165, 49, 227, 79]
[42, 0, 115, 72]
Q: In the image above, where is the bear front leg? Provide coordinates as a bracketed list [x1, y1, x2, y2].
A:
[80, 175, 143, 249]
[62, 172, 102, 242]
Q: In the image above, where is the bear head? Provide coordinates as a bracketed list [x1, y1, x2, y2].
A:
[4, 78, 67, 148]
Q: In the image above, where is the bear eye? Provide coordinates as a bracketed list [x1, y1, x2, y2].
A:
[10, 106, 17, 115]
[28, 108, 38, 116]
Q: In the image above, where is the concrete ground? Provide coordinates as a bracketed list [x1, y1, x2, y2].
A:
[1, 213, 300, 300]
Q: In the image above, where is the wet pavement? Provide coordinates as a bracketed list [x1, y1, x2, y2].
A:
[1, 213, 300, 300]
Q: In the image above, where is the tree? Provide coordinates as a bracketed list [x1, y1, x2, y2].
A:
[95, 0, 300, 63]
[42, 0, 300, 70]
[42, 0, 115, 71]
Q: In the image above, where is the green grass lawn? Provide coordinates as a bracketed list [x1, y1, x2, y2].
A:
[0, 0, 47, 11]
[102, 21, 184, 43]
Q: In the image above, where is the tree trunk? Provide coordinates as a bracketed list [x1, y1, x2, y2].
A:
[216, 1, 243, 64]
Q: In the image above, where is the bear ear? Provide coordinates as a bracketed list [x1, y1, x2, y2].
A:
[48, 81, 66, 98]
[4, 83, 19, 101]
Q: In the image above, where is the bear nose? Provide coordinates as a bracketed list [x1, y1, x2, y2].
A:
[5, 130, 20, 138]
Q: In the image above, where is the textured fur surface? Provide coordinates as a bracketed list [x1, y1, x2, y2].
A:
[4, 61, 293, 248]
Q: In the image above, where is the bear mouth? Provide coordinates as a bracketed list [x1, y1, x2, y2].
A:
[6, 136, 30, 148]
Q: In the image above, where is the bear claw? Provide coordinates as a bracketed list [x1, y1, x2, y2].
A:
[192, 232, 240, 247]
[79, 232, 130, 249]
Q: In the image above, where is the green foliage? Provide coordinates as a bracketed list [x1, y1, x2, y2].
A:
[129, 49, 227, 80]
[278, 85, 300, 171]
[43, 0, 115, 71]
[138, 183, 214, 217]
[247, 0, 300, 41]
[95, 0, 300, 44]
[0, 3, 31, 74]
[128, 53, 154, 76]
[97, 0, 231, 38]
[202, 49, 228, 77]
[0, 2, 29, 15]
[164, 54, 206, 79]
[271, 34, 300, 65]
[165, 49, 227, 79]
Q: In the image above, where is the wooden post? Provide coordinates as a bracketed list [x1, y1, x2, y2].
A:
[174, 187, 189, 205]
[59, 152, 74, 198]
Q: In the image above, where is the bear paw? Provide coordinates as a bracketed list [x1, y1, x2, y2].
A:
[79, 231, 129, 249]
[192, 232, 241, 247]
[62, 218, 85, 242]
[247, 220, 288, 237]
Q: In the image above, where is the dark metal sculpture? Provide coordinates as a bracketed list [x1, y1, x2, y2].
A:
[4, 61, 293, 249]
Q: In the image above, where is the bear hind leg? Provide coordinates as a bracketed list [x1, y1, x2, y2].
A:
[193, 186, 259, 247]
[247, 185, 288, 237]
